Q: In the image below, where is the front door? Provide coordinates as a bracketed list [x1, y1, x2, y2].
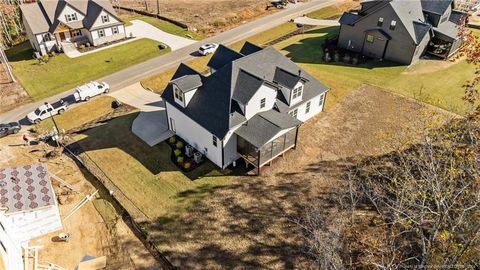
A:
[59, 32, 66, 41]
[362, 33, 387, 59]
[170, 118, 176, 132]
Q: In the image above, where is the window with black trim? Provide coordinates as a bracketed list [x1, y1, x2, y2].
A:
[102, 15, 109, 23]
[174, 88, 183, 102]
[390, 20, 397, 30]
[377, 17, 384, 27]
[71, 30, 81, 37]
[65, 13, 77, 22]
[98, 29, 105, 38]
[319, 94, 324, 106]
[306, 101, 311, 114]
[112, 26, 119, 35]
[212, 136, 217, 147]
[42, 33, 51, 42]
[292, 85, 303, 100]
[260, 98, 266, 109]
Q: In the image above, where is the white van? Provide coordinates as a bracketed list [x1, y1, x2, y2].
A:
[74, 81, 110, 102]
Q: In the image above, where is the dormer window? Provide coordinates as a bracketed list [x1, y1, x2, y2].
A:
[102, 15, 109, 23]
[289, 108, 298, 118]
[174, 88, 184, 102]
[377, 17, 384, 27]
[65, 13, 77, 22]
[390, 20, 397, 30]
[292, 85, 303, 99]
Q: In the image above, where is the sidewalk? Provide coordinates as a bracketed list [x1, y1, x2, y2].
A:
[294, 16, 340, 26]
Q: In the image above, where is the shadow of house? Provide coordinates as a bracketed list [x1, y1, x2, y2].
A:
[70, 112, 248, 180]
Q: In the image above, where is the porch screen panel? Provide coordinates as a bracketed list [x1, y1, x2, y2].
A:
[237, 136, 259, 165]
[259, 142, 273, 165]
[284, 128, 297, 149]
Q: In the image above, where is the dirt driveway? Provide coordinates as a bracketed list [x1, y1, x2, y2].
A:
[148, 85, 448, 269]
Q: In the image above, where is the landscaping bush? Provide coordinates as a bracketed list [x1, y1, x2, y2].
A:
[86, 42, 91, 47]
[184, 162, 191, 170]
[174, 149, 181, 156]
[177, 156, 184, 164]
[79, 44, 85, 50]
[176, 141, 184, 149]
[50, 51, 56, 57]
[169, 136, 176, 144]
[42, 54, 49, 63]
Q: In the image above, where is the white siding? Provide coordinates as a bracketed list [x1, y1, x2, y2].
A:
[91, 30, 99, 40]
[244, 84, 277, 119]
[0, 214, 23, 270]
[58, 4, 85, 24]
[184, 89, 197, 106]
[166, 102, 223, 167]
[222, 127, 242, 168]
[91, 10, 121, 29]
[294, 93, 326, 122]
[290, 81, 304, 106]
[105, 27, 113, 37]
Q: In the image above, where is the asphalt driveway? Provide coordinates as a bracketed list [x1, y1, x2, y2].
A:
[108, 83, 173, 146]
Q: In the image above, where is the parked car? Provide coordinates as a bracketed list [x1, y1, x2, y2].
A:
[198, 43, 219, 56]
[26, 101, 69, 124]
[0, 122, 21, 138]
[74, 81, 110, 102]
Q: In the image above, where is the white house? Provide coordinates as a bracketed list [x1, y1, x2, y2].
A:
[20, 0, 126, 55]
[162, 42, 329, 174]
[0, 163, 63, 270]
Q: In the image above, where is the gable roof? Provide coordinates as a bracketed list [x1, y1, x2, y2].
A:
[273, 67, 305, 89]
[163, 44, 329, 139]
[339, 12, 362, 25]
[413, 21, 432, 42]
[21, 0, 122, 34]
[207, 45, 244, 71]
[421, 0, 453, 15]
[239, 41, 263, 56]
[170, 74, 203, 93]
[235, 110, 301, 148]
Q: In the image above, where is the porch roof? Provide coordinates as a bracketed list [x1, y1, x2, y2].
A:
[235, 110, 301, 148]
[433, 21, 460, 40]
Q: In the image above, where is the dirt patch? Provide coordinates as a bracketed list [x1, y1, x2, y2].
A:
[402, 56, 465, 75]
[0, 65, 31, 113]
[0, 132, 160, 269]
[149, 86, 449, 269]
[117, 0, 305, 36]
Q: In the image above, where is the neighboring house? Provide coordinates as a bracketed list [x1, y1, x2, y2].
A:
[20, 0, 126, 55]
[455, 0, 480, 11]
[337, 0, 468, 64]
[0, 163, 63, 270]
[162, 42, 329, 174]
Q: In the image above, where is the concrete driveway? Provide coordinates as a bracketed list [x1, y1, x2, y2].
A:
[108, 83, 173, 146]
[125, 20, 197, 51]
[294, 16, 340, 26]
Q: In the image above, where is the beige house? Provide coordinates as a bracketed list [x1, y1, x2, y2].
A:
[20, 0, 126, 55]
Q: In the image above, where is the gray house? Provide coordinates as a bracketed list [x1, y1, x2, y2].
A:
[337, 0, 467, 65]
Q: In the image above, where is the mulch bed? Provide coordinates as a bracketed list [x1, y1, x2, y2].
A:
[166, 136, 205, 173]
[77, 37, 135, 53]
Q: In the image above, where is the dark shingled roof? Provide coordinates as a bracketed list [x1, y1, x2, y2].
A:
[207, 45, 243, 71]
[239, 41, 263, 56]
[421, 0, 453, 15]
[449, 10, 468, 25]
[232, 69, 266, 104]
[162, 44, 329, 139]
[273, 67, 304, 89]
[338, 12, 362, 25]
[413, 21, 432, 42]
[170, 74, 203, 93]
[235, 110, 301, 148]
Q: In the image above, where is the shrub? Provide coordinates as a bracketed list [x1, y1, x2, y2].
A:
[50, 51, 56, 57]
[42, 54, 49, 62]
[86, 42, 91, 47]
[168, 136, 176, 144]
[176, 141, 184, 149]
[174, 149, 181, 156]
[184, 162, 191, 170]
[177, 156, 184, 164]
[79, 44, 85, 50]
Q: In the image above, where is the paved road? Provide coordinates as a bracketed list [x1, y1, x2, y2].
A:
[1, 0, 337, 123]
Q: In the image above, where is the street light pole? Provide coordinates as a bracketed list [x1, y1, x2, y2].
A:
[45, 102, 61, 147]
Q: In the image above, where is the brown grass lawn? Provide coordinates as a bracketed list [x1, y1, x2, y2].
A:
[147, 86, 451, 268]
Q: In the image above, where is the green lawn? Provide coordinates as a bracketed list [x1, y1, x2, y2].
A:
[75, 113, 239, 220]
[307, 5, 345, 20]
[6, 39, 169, 100]
[120, 14, 203, 40]
[272, 26, 479, 115]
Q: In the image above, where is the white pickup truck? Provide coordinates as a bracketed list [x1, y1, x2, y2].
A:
[74, 81, 110, 102]
[27, 101, 69, 124]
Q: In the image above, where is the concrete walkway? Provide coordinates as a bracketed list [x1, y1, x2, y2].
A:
[64, 20, 196, 58]
[108, 83, 173, 146]
[294, 16, 340, 26]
